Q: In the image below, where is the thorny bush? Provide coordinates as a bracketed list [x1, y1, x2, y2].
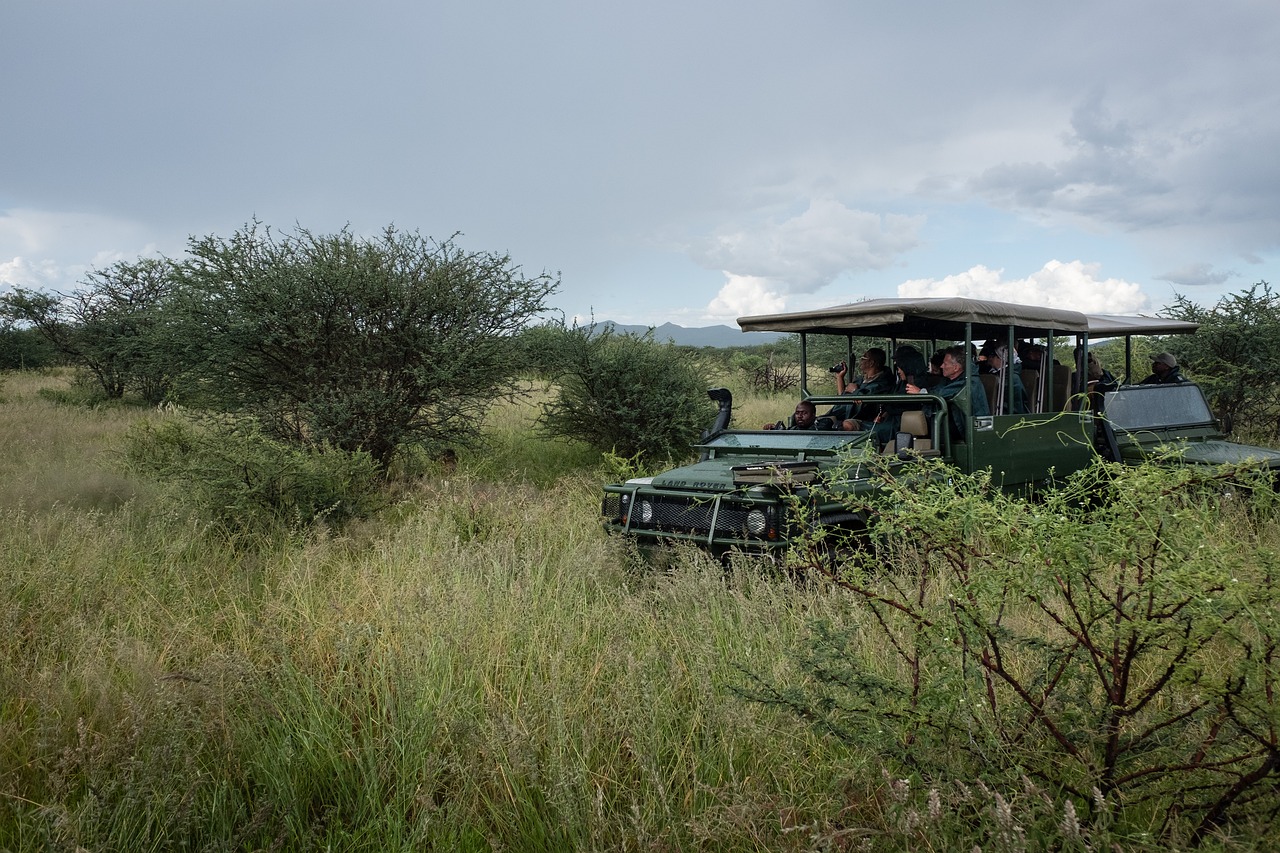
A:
[741, 455, 1280, 847]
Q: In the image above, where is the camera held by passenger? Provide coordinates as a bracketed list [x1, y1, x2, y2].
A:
[828, 361, 847, 374]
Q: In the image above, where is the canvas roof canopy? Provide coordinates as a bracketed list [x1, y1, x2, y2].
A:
[1084, 313, 1199, 338]
[738, 296, 1092, 339]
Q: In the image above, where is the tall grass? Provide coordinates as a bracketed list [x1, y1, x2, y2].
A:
[0, 369, 155, 513]
[5, 368, 1274, 850]
[0, 370, 873, 851]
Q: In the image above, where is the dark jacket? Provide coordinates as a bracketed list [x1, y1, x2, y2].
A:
[827, 370, 894, 423]
[934, 364, 991, 438]
[1140, 367, 1186, 385]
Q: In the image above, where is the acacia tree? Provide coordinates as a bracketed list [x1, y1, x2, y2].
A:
[166, 223, 557, 469]
[0, 258, 177, 401]
[1165, 282, 1280, 438]
[536, 322, 713, 461]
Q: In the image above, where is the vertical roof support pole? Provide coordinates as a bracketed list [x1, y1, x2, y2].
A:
[800, 332, 810, 397]
[1045, 331, 1058, 412]
[1006, 325, 1016, 415]
[964, 321, 974, 471]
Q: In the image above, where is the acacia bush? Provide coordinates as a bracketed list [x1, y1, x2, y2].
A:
[1166, 282, 1280, 440]
[0, 322, 59, 370]
[537, 324, 713, 461]
[743, 455, 1280, 848]
[123, 414, 384, 533]
[164, 222, 556, 469]
[0, 258, 177, 402]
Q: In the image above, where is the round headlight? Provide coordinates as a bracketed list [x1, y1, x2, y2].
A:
[746, 509, 768, 536]
[638, 500, 654, 524]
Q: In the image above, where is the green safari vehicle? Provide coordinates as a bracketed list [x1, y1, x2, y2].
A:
[600, 297, 1278, 556]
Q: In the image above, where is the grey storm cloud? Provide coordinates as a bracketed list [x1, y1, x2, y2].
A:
[970, 86, 1280, 246]
[4, 0, 1280, 324]
[1156, 263, 1235, 288]
[688, 199, 924, 294]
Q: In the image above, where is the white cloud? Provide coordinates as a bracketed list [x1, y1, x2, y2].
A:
[0, 208, 171, 294]
[705, 273, 788, 321]
[0, 256, 63, 290]
[690, 198, 924, 293]
[898, 260, 1149, 314]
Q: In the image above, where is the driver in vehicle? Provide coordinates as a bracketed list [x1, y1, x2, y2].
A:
[763, 399, 818, 430]
[1141, 352, 1186, 385]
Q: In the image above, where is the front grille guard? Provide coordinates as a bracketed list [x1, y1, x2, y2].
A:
[601, 485, 785, 549]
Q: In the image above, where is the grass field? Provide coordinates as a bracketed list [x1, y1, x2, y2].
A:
[2, 369, 1275, 851]
[0, 371, 883, 851]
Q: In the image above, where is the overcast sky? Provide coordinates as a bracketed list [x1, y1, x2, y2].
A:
[4, 0, 1279, 328]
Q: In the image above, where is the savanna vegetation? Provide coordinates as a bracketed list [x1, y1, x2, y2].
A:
[3, 233, 1280, 850]
[4, 364, 1279, 851]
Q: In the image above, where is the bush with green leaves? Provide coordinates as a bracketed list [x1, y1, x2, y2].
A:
[1165, 282, 1280, 440]
[0, 258, 177, 401]
[742, 455, 1280, 847]
[164, 222, 557, 469]
[537, 324, 714, 461]
[512, 319, 577, 380]
[0, 321, 60, 370]
[123, 414, 385, 533]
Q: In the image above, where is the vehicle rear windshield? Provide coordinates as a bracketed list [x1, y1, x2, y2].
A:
[1104, 384, 1215, 430]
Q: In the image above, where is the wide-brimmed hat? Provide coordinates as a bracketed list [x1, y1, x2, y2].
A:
[1153, 352, 1178, 368]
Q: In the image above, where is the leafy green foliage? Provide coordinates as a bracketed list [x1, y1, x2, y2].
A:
[512, 319, 577, 380]
[0, 321, 60, 370]
[536, 323, 714, 461]
[745, 456, 1280, 846]
[1166, 282, 1280, 439]
[165, 222, 557, 468]
[123, 414, 385, 532]
[0, 258, 177, 401]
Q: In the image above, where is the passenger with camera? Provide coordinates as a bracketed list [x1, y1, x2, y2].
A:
[827, 348, 893, 430]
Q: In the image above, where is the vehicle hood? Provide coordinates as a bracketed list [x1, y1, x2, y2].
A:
[1122, 438, 1280, 469]
[649, 458, 775, 491]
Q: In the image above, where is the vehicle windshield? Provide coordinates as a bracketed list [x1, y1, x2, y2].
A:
[1104, 384, 1216, 431]
[700, 431, 864, 452]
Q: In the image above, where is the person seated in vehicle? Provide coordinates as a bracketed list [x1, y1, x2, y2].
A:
[827, 347, 894, 429]
[979, 344, 1030, 414]
[1140, 352, 1186, 385]
[903, 345, 990, 440]
[865, 346, 939, 444]
[891, 346, 940, 391]
[1073, 346, 1118, 411]
[762, 399, 818, 430]
[1074, 346, 1118, 392]
[928, 349, 945, 378]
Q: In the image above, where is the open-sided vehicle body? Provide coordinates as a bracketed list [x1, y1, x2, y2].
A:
[603, 297, 1097, 554]
[600, 296, 1275, 555]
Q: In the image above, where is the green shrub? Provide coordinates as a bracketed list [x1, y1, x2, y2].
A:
[537, 324, 714, 461]
[743, 456, 1280, 847]
[123, 414, 385, 533]
[0, 323, 60, 370]
[164, 223, 556, 469]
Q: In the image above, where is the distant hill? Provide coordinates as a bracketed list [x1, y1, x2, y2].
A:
[601, 321, 788, 348]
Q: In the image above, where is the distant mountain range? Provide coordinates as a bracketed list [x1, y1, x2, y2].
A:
[601, 321, 788, 348]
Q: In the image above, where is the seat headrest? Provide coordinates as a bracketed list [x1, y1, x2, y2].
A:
[900, 410, 928, 436]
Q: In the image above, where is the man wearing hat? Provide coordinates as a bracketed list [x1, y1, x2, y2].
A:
[1141, 352, 1186, 385]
